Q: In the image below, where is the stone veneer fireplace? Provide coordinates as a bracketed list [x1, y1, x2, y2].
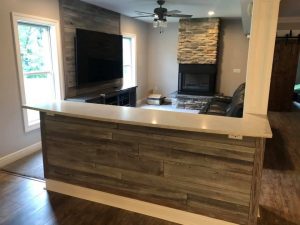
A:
[177, 18, 220, 96]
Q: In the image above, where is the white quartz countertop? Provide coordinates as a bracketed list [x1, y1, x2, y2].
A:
[23, 101, 272, 138]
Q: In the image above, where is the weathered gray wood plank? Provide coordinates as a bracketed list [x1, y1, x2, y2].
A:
[121, 169, 250, 207]
[187, 194, 249, 225]
[248, 138, 266, 225]
[95, 149, 164, 176]
[119, 124, 257, 148]
[48, 165, 188, 209]
[164, 161, 252, 195]
[45, 119, 113, 140]
[41, 113, 264, 225]
[114, 129, 255, 153]
[114, 132, 255, 162]
[59, 0, 121, 95]
[139, 144, 253, 175]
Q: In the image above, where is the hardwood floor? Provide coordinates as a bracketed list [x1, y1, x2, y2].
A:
[0, 172, 178, 225]
[2, 151, 44, 179]
[258, 109, 300, 225]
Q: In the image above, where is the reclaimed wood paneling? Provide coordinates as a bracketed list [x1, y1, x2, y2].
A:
[59, 0, 121, 97]
[114, 130, 255, 162]
[187, 194, 249, 225]
[248, 138, 266, 225]
[139, 144, 253, 175]
[41, 113, 265, 225]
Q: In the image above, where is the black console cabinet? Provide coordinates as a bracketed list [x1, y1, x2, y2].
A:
[66, 86, 137, 107]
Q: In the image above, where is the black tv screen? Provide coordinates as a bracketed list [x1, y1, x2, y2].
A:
[75, 29, 123, 87]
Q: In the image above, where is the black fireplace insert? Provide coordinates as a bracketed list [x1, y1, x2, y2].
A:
[178, 64, 217, 96]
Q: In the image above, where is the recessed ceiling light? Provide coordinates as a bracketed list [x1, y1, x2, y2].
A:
[208, 11, 215, 16]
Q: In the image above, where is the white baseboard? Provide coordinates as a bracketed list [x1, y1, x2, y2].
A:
[0, 142, 41, 168]
[46, 179, 236, 225]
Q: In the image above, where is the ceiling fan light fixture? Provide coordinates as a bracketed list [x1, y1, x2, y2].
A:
[153, 18, 167, 29]
[134, 0, 191, 32]
[208, 11, 215, 16]
[160, 19, 168, 28]
[153, 15, 167, 29]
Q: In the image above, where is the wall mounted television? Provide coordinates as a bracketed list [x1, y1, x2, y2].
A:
[75, 29, 123, 87]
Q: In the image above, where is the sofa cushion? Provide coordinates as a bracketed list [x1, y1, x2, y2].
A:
[226, 92, 245, 117]
[204, 82, 245, 117]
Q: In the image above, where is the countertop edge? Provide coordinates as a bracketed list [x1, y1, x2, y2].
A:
[23, 101, 273, 139]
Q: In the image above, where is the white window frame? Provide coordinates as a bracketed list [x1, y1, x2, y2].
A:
[12, 12, 65, 132]
[122, 33, 137, 87]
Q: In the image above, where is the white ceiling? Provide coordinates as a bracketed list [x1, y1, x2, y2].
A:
[81, 0, 242, 22]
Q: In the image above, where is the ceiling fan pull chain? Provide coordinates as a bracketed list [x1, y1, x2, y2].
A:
[160, 27, 164, 34]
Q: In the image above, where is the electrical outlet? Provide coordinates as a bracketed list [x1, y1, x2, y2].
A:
[233, 69, 241, 73]
[228, 134, 243, 140]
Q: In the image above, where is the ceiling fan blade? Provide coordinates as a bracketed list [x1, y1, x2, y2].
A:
[167, 14, 193, 18]
[135, 10, 153, 15]
[166, 10, 181, 15]
[132, 15, 154, 18]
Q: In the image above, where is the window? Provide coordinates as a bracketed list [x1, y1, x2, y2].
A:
[123, 34, 136, 87]
[12, 13, 64, 132]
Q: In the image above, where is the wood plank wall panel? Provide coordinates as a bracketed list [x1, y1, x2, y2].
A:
[41, 113, 264, 225]
[59, 0, 121, 97]
[248, 138, 266, 225]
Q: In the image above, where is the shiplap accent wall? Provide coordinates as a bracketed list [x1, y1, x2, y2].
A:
[59, 0, 121, 97]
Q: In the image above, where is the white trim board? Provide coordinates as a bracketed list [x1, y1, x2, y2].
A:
[46, 179, 237, 225]
[243, 0, 281, 115]
[0, 142, 41, 168]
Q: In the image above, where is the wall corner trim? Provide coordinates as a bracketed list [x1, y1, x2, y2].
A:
[0, 142, 41, 168]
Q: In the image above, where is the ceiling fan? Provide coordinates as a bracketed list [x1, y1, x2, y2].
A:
[133, 0, 193, 32]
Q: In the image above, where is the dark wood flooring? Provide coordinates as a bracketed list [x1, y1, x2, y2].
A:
[258, 108, 300, 225]
[2, 151, 44, 180]
[0, 172, 178, 225]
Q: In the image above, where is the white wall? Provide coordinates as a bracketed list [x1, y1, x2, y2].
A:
[121, 15, 149, 101]
[0, 0, 60, 157]
[147, 23, 179, 96]
[217, 19, 249, 96]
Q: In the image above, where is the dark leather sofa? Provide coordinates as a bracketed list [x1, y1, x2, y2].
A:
[204, 83, 245, 118]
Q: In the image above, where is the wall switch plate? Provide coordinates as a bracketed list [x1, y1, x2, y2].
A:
[233, 69, 241, 73]
[228, 134, 243, 140]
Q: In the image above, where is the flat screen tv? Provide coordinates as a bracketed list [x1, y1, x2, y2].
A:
[75, 29, 123, 87]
